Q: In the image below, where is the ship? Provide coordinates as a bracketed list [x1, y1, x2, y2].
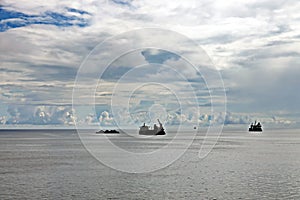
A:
[139, 119, 166, 135]
[248, 121, 262, 132]
[96, 129, 119, 134]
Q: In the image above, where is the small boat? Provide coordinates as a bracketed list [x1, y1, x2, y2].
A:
[96, 129, 119, 134]
[139, 119, 166, 135]
[248, 121, 262, 132]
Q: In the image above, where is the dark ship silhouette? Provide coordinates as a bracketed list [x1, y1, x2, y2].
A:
[139, 119, 166, 135]
[249, 121, 262, 132]
[96, 129, 119, 134]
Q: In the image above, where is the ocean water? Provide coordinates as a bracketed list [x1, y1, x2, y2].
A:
[0, 129, 300, 199]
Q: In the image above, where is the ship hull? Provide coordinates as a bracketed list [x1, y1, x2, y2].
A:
[139, 129, 166, 135]
[248, 127, 262, 132]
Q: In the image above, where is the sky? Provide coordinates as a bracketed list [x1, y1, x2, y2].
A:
[0, 0, 300, 128]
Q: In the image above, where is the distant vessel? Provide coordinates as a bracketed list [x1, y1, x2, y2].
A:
[249, 121, 262, 132]
[139, 119, 166, 135]
[96, 129, 119, 134]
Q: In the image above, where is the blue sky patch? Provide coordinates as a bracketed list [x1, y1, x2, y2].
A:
[111, 0, 134, 8]
[67, 7, 90, 15]
[0, 6, 90, 32]
[141, 49, 180, 64]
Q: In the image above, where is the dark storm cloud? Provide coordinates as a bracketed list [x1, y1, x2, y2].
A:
[223, 64, 300, 113]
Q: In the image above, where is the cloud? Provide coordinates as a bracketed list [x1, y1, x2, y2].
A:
[84, 113, 96, 125]
[99, 111, 115, 126]
[0, 116, 7, 124]
[5, 105, 75, 125]
[1, 0, 300, 126]
[223, 46, 300, 113]
[1, 103, 296, 127]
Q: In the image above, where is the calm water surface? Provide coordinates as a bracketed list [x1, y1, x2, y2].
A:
[0, 129, 300, 199]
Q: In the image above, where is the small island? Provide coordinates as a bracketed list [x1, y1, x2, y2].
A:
[96, 129, 120, 134]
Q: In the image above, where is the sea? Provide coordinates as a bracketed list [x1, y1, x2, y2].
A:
[0, 128, 300, 199]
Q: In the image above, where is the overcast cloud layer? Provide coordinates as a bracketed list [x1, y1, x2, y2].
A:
[0, 0, 300, 127]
